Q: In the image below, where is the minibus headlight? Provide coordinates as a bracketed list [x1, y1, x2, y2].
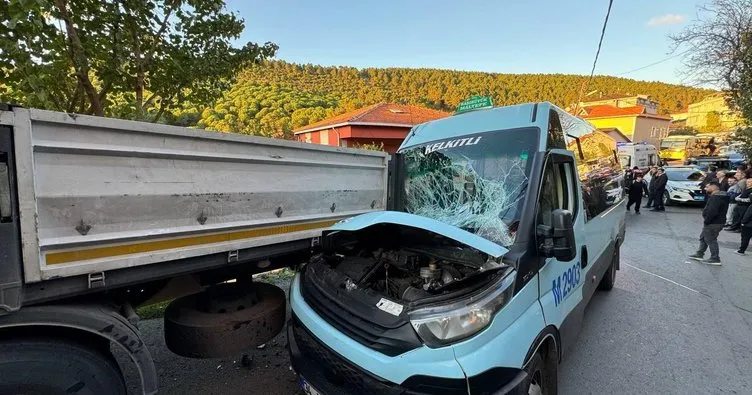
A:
[408, 270, 516, 347]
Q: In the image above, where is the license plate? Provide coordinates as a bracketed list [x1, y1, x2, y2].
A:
[694, 196, 705, 201]
[300, 376, 323, 395]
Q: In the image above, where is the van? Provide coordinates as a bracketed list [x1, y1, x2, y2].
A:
[617, 143, 660, 171]
[288, 102, 627, 394]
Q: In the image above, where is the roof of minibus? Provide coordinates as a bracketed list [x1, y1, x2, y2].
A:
[399, 102, 558, 150]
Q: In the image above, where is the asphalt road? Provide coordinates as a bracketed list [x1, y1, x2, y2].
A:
[123, 205, 752, 395]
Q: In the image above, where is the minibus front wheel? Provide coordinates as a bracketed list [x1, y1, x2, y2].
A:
[520, 350, 557, 395]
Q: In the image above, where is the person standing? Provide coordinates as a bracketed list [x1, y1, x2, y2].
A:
[717, 170, 729, 191]
[626, 174, 648, 214]
[700, 165, 718, 190]
[650, 167, 668, 212]
[726, 171, 747, 230]
[728, 178, 752, 232]
[688, 181, 729, 265]
[644, 166, 658, 209]
[737, 204, 752, 255]
[726, 177, 740, 227]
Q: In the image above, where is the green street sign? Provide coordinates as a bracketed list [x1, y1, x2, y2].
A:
[456, 96, 493, 114]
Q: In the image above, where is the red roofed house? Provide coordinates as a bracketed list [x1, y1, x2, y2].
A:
[577, 93, 660, 115]
[571, 95, 671, 147]
[294, 103, 450, 153]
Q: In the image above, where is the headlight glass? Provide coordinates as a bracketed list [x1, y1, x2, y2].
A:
[409, 269, 516, 347]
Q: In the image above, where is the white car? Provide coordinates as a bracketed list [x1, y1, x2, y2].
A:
[644, 167, 707, 205]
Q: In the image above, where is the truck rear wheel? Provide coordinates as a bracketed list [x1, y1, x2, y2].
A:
[164, 281, 286, 358]
[0, 337, 126, 395]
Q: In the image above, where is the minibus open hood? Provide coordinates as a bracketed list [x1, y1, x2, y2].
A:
[329, 211, 509, 258]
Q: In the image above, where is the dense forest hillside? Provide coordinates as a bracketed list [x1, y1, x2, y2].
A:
[198, 61, 714, 138]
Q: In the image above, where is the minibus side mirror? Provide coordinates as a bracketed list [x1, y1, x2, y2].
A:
[536, 209, 576, 262]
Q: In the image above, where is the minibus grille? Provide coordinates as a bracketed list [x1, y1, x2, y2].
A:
[300, 270, 421, 357]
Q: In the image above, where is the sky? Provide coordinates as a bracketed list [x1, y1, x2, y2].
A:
[226, 0, 707, 86]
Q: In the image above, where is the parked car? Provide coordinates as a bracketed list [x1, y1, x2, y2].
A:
[718, 145, 747, 167]
[685, 156, 733, 172]
[645, 167, 706, 206]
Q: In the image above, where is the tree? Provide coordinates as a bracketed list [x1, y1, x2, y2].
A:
[705, 111, 724, 133]
[670, 0, 752, 122]
[668, 126, 698, 136]
[0, 0, 277, 122]
[736, 127, 752, 159]
[202, 60, 713, 138]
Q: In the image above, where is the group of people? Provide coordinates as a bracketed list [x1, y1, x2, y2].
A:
[622, 163, 752, 265]
[624, 166, 668, 214]
[689, 164, 752, 265]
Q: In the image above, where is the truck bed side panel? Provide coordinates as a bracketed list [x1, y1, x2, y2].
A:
[7, 109, 389, 282]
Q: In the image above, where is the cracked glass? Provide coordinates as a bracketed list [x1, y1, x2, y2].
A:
[398, 128, 538, 247]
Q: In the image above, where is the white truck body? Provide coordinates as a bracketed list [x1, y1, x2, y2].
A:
[617, 143, 659, 170]
[1, 108, 388, 284]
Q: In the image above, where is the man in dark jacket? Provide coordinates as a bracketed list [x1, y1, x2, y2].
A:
[737, 204, 752, 255]
[699, 165, 718, 190]
[626, 174, 648, 214]
[717, 170, 729, 191]
[650, 168, 669, 212]
[688, 182, 729, 265]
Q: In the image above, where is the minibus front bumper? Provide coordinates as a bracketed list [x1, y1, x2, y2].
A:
[288, 314, 528, 395]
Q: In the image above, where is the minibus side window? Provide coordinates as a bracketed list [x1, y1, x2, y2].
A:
[537, 158, 575, 226]
[547, 110, 566, 150]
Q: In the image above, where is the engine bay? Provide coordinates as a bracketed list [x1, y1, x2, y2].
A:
[311, 223, 507, 304]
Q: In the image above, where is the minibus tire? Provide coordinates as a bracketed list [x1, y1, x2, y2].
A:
[0, 337, 127, 395]
[520, 352, 556, 395]
[598, 247, 618, 291]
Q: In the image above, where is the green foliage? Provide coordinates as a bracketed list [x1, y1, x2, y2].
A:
[199, 84, 339, 138]
[240, 61, 713, 113]
[199, 61, 714, 138]
[0, 0, 277, 122]
[704, 111, 724, 133]
[670, 0, 751, 153]
[352, 142, 385, 151]
[736, 127, 752, 160]
[669, 126, 698, 136]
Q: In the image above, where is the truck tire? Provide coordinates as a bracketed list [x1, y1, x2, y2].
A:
[598, 246, 618, 291]
[0, 337, 126, 395]
[164, 281, 286, 358]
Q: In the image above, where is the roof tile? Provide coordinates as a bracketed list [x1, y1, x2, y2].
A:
[294, 103, 449, 133]
[582, 104, 647, 117]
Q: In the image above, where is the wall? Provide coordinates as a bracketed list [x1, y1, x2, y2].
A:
[586, 116, 637, 139]
[633, 117, 671, 147]
[581, 95, 658, 114]
[686, 96, 745, 130]
[296, 125, 410, 154]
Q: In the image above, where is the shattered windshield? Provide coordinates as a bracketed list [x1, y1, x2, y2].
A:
[398, 128, 538, 247]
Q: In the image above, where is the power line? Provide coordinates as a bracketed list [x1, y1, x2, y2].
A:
[573, 0, 614, 114]
[616, 49, 693, 76]
[587, 0, 614, 86]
